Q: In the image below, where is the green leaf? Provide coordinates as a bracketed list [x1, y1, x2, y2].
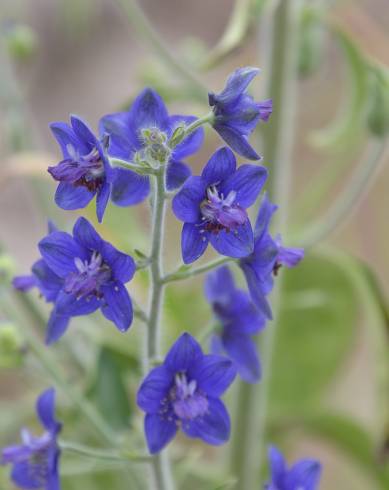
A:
[310, 29, 370, 150]
[269, 253, 357, 414]
[302, 412, 389, 488]
[92, 347, 131, 430]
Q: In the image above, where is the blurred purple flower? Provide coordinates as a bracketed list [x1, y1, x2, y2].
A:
[48, 115, 114, 223]
[137, 332, 237, 454]
[265, 446, 322, 490]
[172, 147, 267, 263]
[13, 217, 135, 344]
[99, 88, 204, 198]
[208, 67, 272, 160]
[205, 266, 266, 383]
[1, 388, 62, 490]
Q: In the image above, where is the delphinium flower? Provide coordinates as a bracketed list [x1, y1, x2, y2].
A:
[1, 388, 62, 490]
[172, 146, 267, 263]
[205, 266, 266, 383]
[265, 446, 322, 490]
[137, 332, 237, 454]
[239, 193, 304, 319]
[208, 67, 272, 160]
[99, 87, 204, 195]
[13, 217, 135, 344]
[48, 115, 115, 223]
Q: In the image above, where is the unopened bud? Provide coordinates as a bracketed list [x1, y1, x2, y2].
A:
[169, 125, 186, 149]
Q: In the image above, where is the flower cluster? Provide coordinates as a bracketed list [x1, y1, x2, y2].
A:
[5, 67, 320, 489]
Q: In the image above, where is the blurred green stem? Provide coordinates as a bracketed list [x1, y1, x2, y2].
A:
[116, 0, 206, 102]
[163, 257, 232, 283]
[9, 292, 118, 446]
[295, 139, 388, 247]
[60, 440, 151, 464]
[146, 168, 175, 490]
[230, 1, 301, 489]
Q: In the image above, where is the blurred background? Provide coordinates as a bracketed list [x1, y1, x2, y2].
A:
[0, 0, 388, 489]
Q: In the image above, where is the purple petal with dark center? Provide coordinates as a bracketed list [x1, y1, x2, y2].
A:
[100, 242, 135, 283]
[209, 220, 253, 258]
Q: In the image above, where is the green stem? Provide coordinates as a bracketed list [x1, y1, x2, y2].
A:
[116, 0, 206, 102]
[295, 139, 388, 247]
[182, 112, 214, 138]
[230, 2, 301, 488]
[163, 257, 233, 284]
[59, 440, 151, 464]
[10, 292, 118, 446]
[146, 168, 175, 490]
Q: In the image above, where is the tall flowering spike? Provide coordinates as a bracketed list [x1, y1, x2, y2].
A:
[172, 147, 268, 264]
[208, 67, 272, 160]
[13, 217, 136, 344]
[99, 87, 204, 202]
[49, 115, 114, 223]
[205, 266, 266, 383]
[265, 446, 322, 490]
[239, 193, 304, 320]
[1, 388, 62, 490]
[137, 333, 237, 454]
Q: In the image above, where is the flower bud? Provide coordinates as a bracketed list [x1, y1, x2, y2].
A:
[366, 67, 389, 137]
[0, 323, 24, 369]
[169, 125, 186, 149]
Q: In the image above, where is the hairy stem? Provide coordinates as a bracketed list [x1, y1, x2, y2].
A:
[230, 1, 301, 488]
[146, 168, 175, 490]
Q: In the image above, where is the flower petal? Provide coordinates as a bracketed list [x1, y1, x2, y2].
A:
[130, 88, 169, 131]
[54, 182, 95, 210]
[101, 282, 133, 332]
[72, 217, 103, 251]
[38, 232, 87, 278]
[45, 312, 71, 345]
[181, 223, 209, 264]
[50, 121, 84, 159]
[166, 160, 191, 191]
[286, 459, 322, 490]
[241, 264, 273, 320]
[268, 446, 287, 488]
[96, 181, 111, 223]
[172, 176, 206, 223]
[70, 115, 98, 151]
[137, 365, 173, 413]
[254, 193, 278, 240]
[36, 388, 61, 434]
[100, 242, 135, 283]
[189, 355, 236, 397]
[204, 266, 235, 304]
[213, 125, 260, 160]
[183, 398, 230, 445]
[221, 164, 267, 208]
[55, 291, 100, 317]
[169, 115, 204, 160]
[144, 413, 178, 454]
[99, 111, 139, 160]
[13, 275, 37, 292]
[201, 147, 236, 185]
[110, 169, 150, 206]
[11, 460, 43, 489]
[223, 332, 261, 383]
[209, 220, 254, 258]
[165, 333, 203, 373]
[210, 67, 260, 105]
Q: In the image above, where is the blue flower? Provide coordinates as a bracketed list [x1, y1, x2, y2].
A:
[208, 67, 272, 160]
[172, 147, 267, 264]
[13, 217, 135, 344]
[205, 266, 266, 383]
[265, 446, 322, 490]
[48, 115, 115, 223]
[137, 332, 237, 454]
[239, 194, 304, 319]
[1, 388, 62, 490]
[99, 88, 204, 199]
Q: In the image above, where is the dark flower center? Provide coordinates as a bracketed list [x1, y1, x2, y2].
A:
[200, 185, 247, 233]
[48, 145, 105, 192]
[170, 373, 208, 421]
[64, 252, 111, 299]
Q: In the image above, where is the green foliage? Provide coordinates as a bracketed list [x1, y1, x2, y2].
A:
[269, 253, 357, 414]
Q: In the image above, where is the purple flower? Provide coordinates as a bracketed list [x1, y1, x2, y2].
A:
[266, 446, 322, 490]
[48, 115, 114, 223]
[239, 194, 304, 319]
[208, 67, 272, 160]
[13, 217, 135, 344]
[172, 147, 267, 264]
[99, 88, 204, 199]
[137, 333, 237, 454]
[1, 388, 62, 490]
[205, 266, 266, 383]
